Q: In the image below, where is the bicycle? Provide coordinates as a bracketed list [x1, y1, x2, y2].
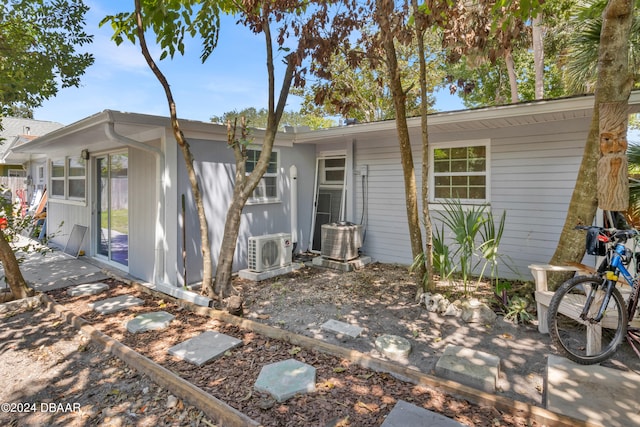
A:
[547, 225, 640, 365]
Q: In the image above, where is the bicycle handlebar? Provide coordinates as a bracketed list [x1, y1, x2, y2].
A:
[575, 225, 639, 242]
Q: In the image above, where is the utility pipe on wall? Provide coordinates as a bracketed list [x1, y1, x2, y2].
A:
[290, 165, 298, 251]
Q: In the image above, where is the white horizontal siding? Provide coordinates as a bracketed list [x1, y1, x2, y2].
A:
[47, 201, 89, 252]
[355, 134, 414, 264]
[353, 115, 591, 280]
[482, 120, 585, 278]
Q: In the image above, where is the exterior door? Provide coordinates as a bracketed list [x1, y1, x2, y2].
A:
[310, 155, 347, 252]
[96, 152, 129, 266]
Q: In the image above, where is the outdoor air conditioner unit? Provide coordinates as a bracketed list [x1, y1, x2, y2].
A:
[321, 223, 363, 262]
[248, 233, 293, 272]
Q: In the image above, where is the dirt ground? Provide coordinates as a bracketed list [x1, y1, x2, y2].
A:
[237, 263, 550, 404]
[0, 301, 215, 427]
[1, 261, 640, 426]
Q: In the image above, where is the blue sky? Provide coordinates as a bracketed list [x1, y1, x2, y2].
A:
[32, 0, 465, 126]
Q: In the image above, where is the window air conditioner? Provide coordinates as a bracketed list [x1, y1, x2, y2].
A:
[248, 233, 293, 272]
[321, 223, 363, 262]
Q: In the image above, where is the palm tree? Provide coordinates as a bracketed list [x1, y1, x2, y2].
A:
[626, 143, 640, 226]
[563, 0, 640, 94]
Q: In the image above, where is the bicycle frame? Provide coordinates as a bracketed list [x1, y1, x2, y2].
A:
[584, 246, 632, 323]
[548, 226, 640, 362]
[598, 240, 640, 356]
[610, 243, 635, 286]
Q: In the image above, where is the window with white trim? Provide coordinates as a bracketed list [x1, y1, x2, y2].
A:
[431, 141, 488, 203]
[51, 159, 65, 197]
[320, 157, 345, 185]
[50, 156, 86, 200]
[246, 148, 279, 203]
[38, 165, 45, 184]
[7, 169, 26, 177]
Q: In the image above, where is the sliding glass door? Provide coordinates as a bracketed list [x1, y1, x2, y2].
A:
[96, 153, 129, 266]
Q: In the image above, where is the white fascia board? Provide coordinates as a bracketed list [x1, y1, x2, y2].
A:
[293, 91, 640, 144]
[292, 95, 602, 143]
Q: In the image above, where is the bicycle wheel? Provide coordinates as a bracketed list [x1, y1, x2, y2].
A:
[547, 275, 628, 365]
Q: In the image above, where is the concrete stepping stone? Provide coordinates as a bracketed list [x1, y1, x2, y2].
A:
[67, 282, 110, 297]
[321, 319, 363, 338]
[254, 358, 316, 402]
[546, 355, 640, 427]
[88, 295, 144, 314]
[168, 331, 242, 366]
[435, 345, 500, 393]
[381, 400, 465, 427]
[125, 311, 175, 333]
[375, 334, 412, 360]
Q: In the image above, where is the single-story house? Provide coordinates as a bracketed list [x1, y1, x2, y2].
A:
[0, 117, 64, 208]
[12, 91, 640, 290]
[0, 117, 63, 177]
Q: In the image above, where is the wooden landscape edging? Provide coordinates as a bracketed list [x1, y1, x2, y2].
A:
[40, 294, 261, 427]
[105, 272, 603, 427]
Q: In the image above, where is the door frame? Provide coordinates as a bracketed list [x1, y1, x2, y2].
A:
[309, 150, 347, 253]
[92, 150, 130, 270]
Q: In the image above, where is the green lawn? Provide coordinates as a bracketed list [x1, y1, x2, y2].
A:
[101, 209, 128, 234]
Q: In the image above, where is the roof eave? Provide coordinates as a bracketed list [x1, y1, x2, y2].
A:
[293, 91, 640, 143]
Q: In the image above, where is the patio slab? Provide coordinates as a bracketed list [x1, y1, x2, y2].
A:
[238, 262, 304, 282]
[168, 331, 242, 366]
[375, 334, 412, 360]
[143, 282, 212, 307]
[23, 257, 109, 292]
[254, 358, 316, 402]
[435, 345, 500, 393]
[125, 311, 175, 333]
[67, 282, 110, 297]
[88, 295, 144, 315]
[546, 355, 640, 427]
[321, 319, 363, 338]
[381, 400, 464, 427]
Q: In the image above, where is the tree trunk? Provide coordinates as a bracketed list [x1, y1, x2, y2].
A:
[214, 16, 296, 301]
[504, 49, 519, 103]
[0, 229, 32, 301]
[597, 101, 629, 211]
[548, 0, 634, 289]
[214, 196, 245, 299]
[178, 134, 214, 297]
[532, 15, 544, 100]
[376, 0, 425, 289]
[134, 0, 214, 296]
[412, 0, 434, 295]
[548, 111, 600, 287]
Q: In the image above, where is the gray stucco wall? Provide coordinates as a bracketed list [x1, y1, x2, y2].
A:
[177, 138, 316, 286]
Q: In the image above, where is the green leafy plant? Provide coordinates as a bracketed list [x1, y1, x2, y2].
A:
[438, 199, 487, 294]
[411, 224, 455, 290]
[477, 208, 506, 284]
[433, 223, 454, 281]
[504, 296, 533, 325]
[494, 280, 513, 307]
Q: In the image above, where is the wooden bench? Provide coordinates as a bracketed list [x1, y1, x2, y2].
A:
[529, 264, 589, 334]
[530, 263, 639, 355]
